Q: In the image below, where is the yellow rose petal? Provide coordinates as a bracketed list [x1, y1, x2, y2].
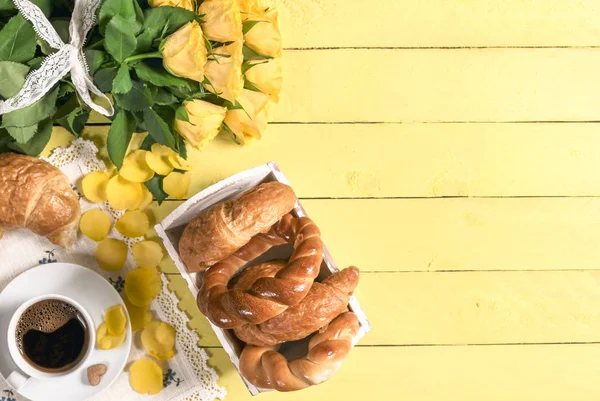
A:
[124, 294, 153, 331]
[141, 321, 176, 360]
[105, 305, 127, 336]
[82, 171, 110, 203]
[95, 239, 128, 272]
[132, 240, 164, 268]
[145, 144, 175, 175]
[168, 153, 193, 171]
[130, 360, 163, 395]
[96, 322, 127, 350]
[115, 210, 150, 238]
[120, 150, 154, 183]
[106, 175, 144, 211]
[138, 186, 154, 211]
[124, 267, 161, 307]
[80, 209, 111, 242]
[163, 172, 189, 199]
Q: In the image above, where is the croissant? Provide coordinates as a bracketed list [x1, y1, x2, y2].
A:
[197, 214, 324, 328]
[179, 182, 297, 272]
[233, 266, 360, 346]
[239, 312, 360, 392]
[0, 153, 80, 248]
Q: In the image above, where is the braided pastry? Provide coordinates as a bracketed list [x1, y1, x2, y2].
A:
[239, 312, 360, 391]
[179, 182, 297, 272]
[233, 264, 360, 346]
[197, 214, 324, 328]
[0, 153, 80, 248]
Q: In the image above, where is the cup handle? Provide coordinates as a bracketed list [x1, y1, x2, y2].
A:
[6, 370, 28, 390]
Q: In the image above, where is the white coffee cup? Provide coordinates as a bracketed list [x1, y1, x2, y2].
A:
[6, 294, 96, 390]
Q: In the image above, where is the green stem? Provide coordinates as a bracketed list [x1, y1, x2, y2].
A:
[123, 52, 163, 64]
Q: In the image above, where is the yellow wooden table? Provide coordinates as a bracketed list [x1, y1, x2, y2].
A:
[47, 1, 600, 399]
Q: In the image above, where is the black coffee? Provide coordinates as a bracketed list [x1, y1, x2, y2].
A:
[16, 299, 88, 373]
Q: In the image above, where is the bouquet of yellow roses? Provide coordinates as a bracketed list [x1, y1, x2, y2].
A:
[0, 0, 282, 202]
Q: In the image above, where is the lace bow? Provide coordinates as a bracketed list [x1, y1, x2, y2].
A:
[0, 0, 114, 117]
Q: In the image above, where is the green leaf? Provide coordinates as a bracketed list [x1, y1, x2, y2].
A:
[244, 79, 262, 92]
[176, 133, 187, 160]
[107, 110, 135, 169]
[0, 0, 15, 11]
[140, 133, 156, 151]
[133, 0, 145, 33]
[0, 61, 29, 99]
[2, 86, 59, 128]
[99, 0, 136, 34]
[0, 129, 13, 152]
[242, 20, 265, 35]
[242, 44, 272, 61]
[141, 6, 195, 42]
[94, 67, 118, 93]
[175, 105, 194, 125]
[0, 15, 36, 62]
[84, 50, 107, 75]
[113, 64, 133, 94]
[27, 57, 44, 69]
[17, 118, 53, 156]
[135, 31, 153, 53]
[132, 60, 190, 88]
[145, 175, 168, 205]
[105, 15, 137, 63]
[114, 81, 154, 112]
[58, 83, 75, 98]
[143, 108, 175, 148]
[6, 124, 37, 144]
[154, 88, 178, 105]
[56, 107, 89, 137]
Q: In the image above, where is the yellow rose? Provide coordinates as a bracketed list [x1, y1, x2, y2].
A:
[199, 0, 243, 43]
[244, 8, 282, 57]
[149, 0, 195, 11]
[204, 40, 243, 103]
[162, 21, 207, 82]
[245, 57, 283, 102]
[235, 0, 260, 20]
[175, 100, 227, 150]
[223, 89, 270, 144]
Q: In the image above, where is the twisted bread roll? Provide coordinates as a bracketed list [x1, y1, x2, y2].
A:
[0, 153, 80, 248]
[179, 182, 297, 272]
[239, 312, 360, 391]
[233, 265, 360, 346]
[198, 214, 324, 328]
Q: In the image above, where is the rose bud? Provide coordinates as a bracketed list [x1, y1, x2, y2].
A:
[203, 40, 244, 103]
[162, 21, 207, 82]
[244, 8, 282, 57]
[149, 0, 194, 11]
[199, 0, 243, 43]
[223, 89, 270, 145]
[175, 100, 227, 150]
[244, 57, 283, 102]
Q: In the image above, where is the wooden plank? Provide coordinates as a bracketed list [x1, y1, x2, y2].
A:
[270, 48, 600, 123]
[277, 0, 600, 48]
[53, 123, 600, 198]
[169, 270, 600, 347]
[209, 345, 600, 401]
[149, 198, 600, 273]
[88, 49, 600, 123]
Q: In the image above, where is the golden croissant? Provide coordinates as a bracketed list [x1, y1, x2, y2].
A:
[0, 153, 80, 248]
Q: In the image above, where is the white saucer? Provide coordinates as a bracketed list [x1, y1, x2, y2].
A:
[0, 263, 132, 401]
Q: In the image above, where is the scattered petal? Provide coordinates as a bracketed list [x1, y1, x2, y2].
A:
[124, 267, 161, 307]
[115, 210, 150, 238]
[132, 240, 164, 268]
[82, 171, 110, 203]
[145, 144, 175, 176]
[129, 359, 163, 395]
[124, 294, 153, 331]
[104, 304, 127, 336]
[163, 172, 189, 199]
[80, 209, 111, 242]
[120, 150, 155, 183]
[95, 239, 128, 272]
[106, 175, 144, 210]
[141, 321, 176, 360]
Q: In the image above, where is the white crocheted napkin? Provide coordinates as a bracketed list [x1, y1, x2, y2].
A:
[0, 139, 226, 401]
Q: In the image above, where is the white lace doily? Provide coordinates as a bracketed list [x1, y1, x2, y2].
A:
[0, 138, 226, 401]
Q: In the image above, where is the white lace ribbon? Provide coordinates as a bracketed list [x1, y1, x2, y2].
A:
[0, 0, 114, 117]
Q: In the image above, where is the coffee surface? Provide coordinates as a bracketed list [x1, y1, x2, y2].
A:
[16, 299, 88, 372]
